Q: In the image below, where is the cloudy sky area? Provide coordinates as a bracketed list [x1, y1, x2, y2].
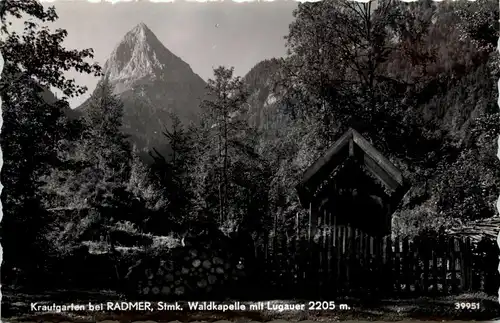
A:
[26, 0, 299, 107]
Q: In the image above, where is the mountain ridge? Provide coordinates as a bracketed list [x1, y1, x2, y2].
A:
[243, 58, 283, 130]
[102, 22, 204, 94]
[76, 23, 207, 160]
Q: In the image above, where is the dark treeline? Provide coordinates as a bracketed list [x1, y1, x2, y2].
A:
[0, 0, 498, 291]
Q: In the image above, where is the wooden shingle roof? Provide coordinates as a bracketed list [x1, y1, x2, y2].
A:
[296, 128, 408, 208]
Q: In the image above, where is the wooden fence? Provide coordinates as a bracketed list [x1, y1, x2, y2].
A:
[253, 224, 499, 299]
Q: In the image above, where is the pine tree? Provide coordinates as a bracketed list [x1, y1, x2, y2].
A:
[40, 77, 132, 249]
[82, 77, 132, 213]
[199, 66, 249, 226]
[148, 111, 196, 233]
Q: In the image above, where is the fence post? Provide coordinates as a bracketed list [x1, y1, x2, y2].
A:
[441, 235, 448, 294]
[422, 237, 429, 294]
[402, 237, 410, 294]
[413, 238, 421, 295]
[347, 224, 355, 295]
[363, 233, 370, 293]
[458, 237, 473, 292]
[335, 224, 342, 295]
[373, 235, 382, 296]
[394, 236, 401, 294]
[449, 237, 457, 294]
[280, 231, 287, 292]
[384, 235, 393, 295]
[326, 212, 332, 297]
[318, 219, 324, 297]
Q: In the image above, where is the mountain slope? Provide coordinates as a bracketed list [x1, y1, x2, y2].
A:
[243, 58, 284, 130]
[77, 23, 207, 159]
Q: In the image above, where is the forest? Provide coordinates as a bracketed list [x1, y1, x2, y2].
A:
[0, 0, 499, 294]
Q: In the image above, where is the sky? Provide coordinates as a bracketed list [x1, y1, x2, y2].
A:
[18, 0, 299, 107]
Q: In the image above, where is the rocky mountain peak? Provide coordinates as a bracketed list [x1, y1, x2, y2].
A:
[102, 23, 193, 94]
[78, 22, 207, 162]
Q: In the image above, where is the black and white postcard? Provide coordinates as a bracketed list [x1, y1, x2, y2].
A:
[1, 0, 499, 321]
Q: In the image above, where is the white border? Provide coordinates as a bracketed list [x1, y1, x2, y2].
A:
[0, 0, 496, 320]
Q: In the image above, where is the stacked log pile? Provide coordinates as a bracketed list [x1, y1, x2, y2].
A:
[125, 229, 248, 299]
